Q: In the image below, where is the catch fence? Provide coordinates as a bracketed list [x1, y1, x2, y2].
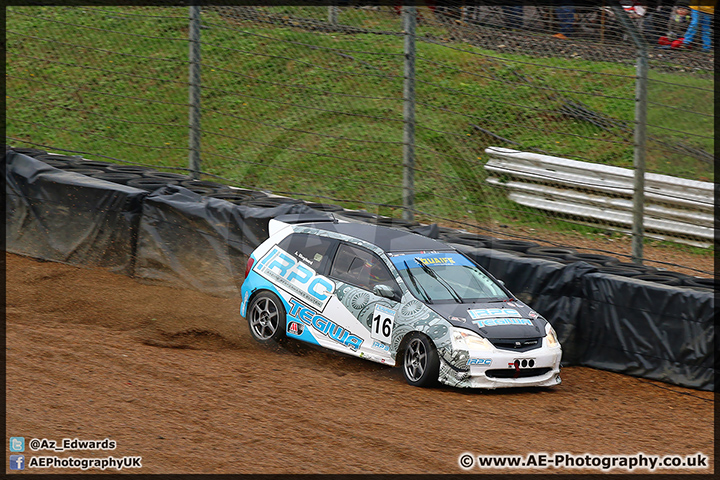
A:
[5, 3, 714, 274]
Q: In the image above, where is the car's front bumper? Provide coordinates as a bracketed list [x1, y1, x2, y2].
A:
[440, 346, 562, 389]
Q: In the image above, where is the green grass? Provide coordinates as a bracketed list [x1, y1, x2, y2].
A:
[6, 5, 714, 247]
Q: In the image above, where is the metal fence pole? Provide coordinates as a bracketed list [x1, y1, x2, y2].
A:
[611, 4, 647, 264]
[402, 5, 417, 222]
[188, 5, 202, 180]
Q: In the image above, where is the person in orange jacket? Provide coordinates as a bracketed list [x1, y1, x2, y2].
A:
[682, 2, 715, 50]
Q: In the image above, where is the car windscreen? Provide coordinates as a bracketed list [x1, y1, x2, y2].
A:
[389, 252, 509, 303]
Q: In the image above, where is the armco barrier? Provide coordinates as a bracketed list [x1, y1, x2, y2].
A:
[484, 147, 714, 247]
[4, 149, 714, 390]
[456, 246, 714, 391]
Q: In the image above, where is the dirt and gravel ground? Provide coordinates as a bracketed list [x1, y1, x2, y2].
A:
[5, 252, 714, 474]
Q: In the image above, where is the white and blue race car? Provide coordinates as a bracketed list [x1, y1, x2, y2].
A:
[240, 214, 562, 389]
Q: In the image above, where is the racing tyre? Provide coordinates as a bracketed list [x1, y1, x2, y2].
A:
[246, 291, 286, 345]
[402, 333, 440, 388]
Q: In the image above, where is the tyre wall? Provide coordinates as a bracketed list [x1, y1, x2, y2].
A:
[135, 185, 314, 296]
[4, 150, 714, 390]
[457, 246, 714, 391]
[5, 151, 146, 276]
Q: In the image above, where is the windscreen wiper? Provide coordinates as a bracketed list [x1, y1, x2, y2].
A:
[403, 260, 433, 304]
[414, 258, 464, 303]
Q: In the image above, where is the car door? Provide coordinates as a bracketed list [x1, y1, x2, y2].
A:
[327, 242, 403, 364]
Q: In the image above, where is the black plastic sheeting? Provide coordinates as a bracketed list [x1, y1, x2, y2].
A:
[5, 149, 714, 390]
[5, 151, 146, 275]
[134, 185, 314, 296]
[456, 246, 714, 391]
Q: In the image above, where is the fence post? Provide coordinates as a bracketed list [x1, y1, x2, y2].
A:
[188, 5, 202, 180]
[328, 5, 339, 25]
[611, 5, 647, 264]
[402, 5, 417, 222]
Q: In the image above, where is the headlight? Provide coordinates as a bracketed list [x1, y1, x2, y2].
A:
[545, 323, 560, 348]
[450, 327, 493, 351]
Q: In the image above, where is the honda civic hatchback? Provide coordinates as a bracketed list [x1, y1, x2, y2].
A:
[240, 214, 562, 388]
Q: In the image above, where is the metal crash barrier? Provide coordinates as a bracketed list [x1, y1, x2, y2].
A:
[484, 147, 713, 247]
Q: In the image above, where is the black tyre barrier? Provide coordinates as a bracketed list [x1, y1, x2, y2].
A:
[494, 248, 525, 257]
[63, 167, 106, 176]
[134, 185, 316, 296]
[487, 239, 538, 253]
[183, 186, 216, 196]
[126, 178, 179, 191]
[73, 159, 114, 169]
[525, 246, 577, 259]
[207, 192, 256, 204]
[37, 158, 77, 169]
[10, 147, 48, 157]
[682, 277, 716, 290]
[653, 270, 691, 281]
[142, 172, 192, 182]
[106, 164, 157, 175]
[6, 151, 146, 276]
[633, 274, 682, 286]
[304, 202, 344, 212]
[595, 266, 646, 278]
[441, 233, 495, 247]
[614, 261, 658, 274]
[35, 154, 82, 165]
[373, 217, 420, 228]
[180, 179, 232, 193]
[410, 224, 440, 239]
[246, 197, 304, 208]
[90, 172, 142, 185]
[566, 253, 620, 265]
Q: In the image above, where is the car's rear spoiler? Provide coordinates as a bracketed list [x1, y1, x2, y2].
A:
[268, 213, 339, 237]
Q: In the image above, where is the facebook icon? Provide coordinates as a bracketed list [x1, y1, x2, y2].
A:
[10, 454, 25, 470]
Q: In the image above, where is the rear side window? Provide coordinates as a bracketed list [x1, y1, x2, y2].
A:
[330, 243, 397, 292]
[277, 233, 336, 272]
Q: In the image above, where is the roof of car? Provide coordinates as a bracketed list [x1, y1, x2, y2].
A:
[299, 221, 452, 253]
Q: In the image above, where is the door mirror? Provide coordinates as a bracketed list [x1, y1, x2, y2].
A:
[373, 284, 397, 300]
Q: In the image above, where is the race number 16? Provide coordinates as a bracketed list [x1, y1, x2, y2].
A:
[371, 304, 396, 343]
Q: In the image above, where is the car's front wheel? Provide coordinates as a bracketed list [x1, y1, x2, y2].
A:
[246, 291, 286, 345]
[402, 333, 440, 387]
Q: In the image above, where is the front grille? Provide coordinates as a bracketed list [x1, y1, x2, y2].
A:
[486, 367, 551, 379]
[489, 337, 542, 352]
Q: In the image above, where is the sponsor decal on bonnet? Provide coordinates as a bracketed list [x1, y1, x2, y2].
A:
[467, 308, 522, 320]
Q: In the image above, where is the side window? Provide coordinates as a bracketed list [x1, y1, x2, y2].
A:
[276, 233, 335, 272]
[330, 243, 397, 293]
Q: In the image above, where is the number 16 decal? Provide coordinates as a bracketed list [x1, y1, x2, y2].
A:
[371, 304, 396, 343]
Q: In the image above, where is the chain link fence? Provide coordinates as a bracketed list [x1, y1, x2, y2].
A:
[5, 4, 714, 274]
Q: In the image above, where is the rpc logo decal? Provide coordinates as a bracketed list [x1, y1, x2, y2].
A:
[254, 246, 335, 310]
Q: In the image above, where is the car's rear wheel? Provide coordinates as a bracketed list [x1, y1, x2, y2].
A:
[246, 291, 286, 345]
[402, 333, 439, 387]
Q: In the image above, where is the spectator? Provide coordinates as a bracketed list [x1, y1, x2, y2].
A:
[553, 1, 575, 39]
[643, 0, 674, 43]
[682, 1, 715, 50]
[657, 2, 692, 48]
[501, 3, 524, 30]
